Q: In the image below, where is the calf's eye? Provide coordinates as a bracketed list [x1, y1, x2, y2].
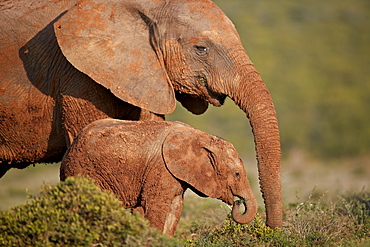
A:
[195, 46, 208, 56]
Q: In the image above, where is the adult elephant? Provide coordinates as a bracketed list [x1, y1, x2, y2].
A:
[0, 0, 282, 228]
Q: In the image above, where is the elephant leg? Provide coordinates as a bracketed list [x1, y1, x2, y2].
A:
[60, 75, 165, 146]
[61, 94, 111, 146]
[144, 194, 184, 236]
[132, 206, 145, 216]
[61, 96, 164, 146]
[162, 194, 184, 236]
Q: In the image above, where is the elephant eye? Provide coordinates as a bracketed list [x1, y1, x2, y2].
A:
[195, 46, 208, 56]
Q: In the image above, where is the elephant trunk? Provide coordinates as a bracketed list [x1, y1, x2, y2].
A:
[227, 51, 282, 228]
[232, 193, 258, 224]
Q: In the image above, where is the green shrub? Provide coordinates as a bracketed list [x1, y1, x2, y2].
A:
[186, 214, 284, 246]
[0, 176, 182, 247]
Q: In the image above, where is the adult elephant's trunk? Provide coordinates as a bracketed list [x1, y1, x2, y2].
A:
[228, 51, 282, 229]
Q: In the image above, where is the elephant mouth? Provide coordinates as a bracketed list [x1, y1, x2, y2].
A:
[195, 74, 227, 107]
[201, 85, 226, 107]
[207, 90, 227, 106]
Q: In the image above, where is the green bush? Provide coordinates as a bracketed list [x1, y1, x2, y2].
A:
[0, 176, 182, 247]
[186, 214, 283, 247]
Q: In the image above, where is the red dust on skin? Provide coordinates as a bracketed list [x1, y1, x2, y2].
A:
[1, 0, 281, 228]
[56, 2, 109, 50]
[189, 37, 200, 43]
[124, 49, 142, 74]
[60, 119, 257, 236]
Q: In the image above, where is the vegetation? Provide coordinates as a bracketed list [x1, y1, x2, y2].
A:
[1, 177, 369, 246]
[0, 176, 182, 246]
[186, 190, 370, 246]
[1, 1, 369, 246]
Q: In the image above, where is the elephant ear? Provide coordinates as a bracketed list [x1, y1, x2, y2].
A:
[54, 0, 176, 115]
[163, 125, 222, 198]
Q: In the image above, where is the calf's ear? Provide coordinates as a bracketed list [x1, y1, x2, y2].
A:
[162, 127, 221, 198]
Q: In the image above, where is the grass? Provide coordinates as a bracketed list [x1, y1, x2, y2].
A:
[0, 154, 369, 246]
[283, 190, 370, 246]
[0, 163, 60, 210]
[177, 189, 370, 246]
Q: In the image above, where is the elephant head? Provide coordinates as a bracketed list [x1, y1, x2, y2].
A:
[163, 125, 257, 225]
[54, 0, 281, 228]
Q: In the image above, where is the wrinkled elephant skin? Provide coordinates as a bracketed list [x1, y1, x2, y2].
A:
[0, 0, 281, 228]
[60, 119, 258, 236]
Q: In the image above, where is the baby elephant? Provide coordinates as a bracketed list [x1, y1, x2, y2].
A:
[60, 119, 257, 236]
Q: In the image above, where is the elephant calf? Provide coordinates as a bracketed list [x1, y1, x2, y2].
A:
[60, 119, 257, 236]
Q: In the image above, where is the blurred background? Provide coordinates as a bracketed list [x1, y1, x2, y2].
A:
[1, 0, 369, 210]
